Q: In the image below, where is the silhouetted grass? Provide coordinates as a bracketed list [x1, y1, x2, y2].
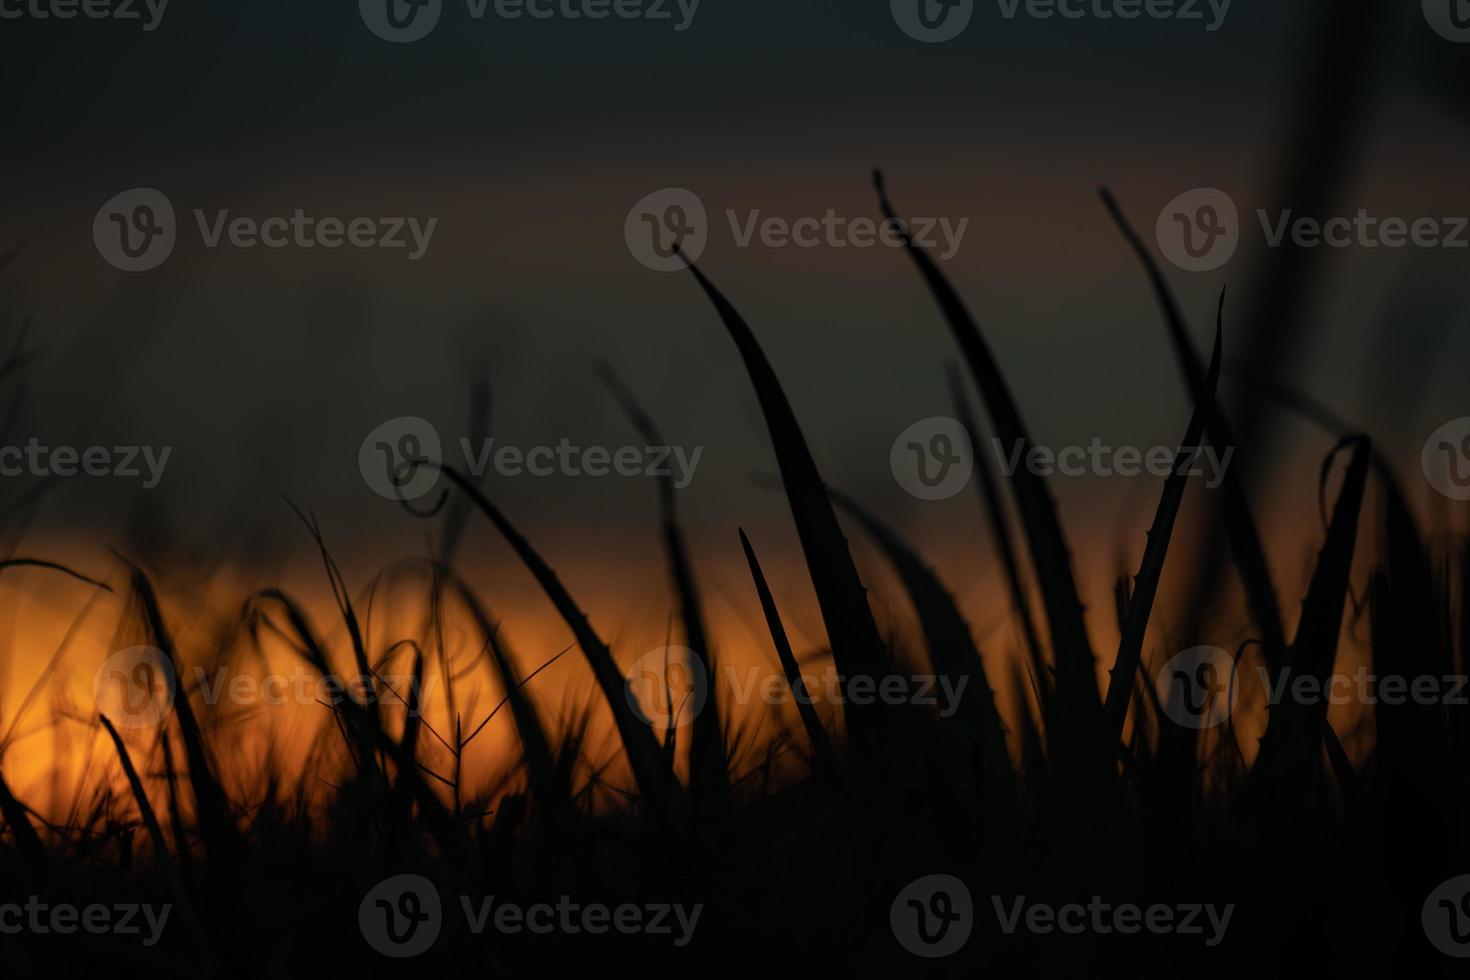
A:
[0, 177, 1465, 978]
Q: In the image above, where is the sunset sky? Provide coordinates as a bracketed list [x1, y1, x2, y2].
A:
[0, 0, 1466, 651]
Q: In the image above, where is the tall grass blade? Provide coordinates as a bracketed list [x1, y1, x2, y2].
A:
[946, 364, 1048, 706]
[1252, 436, 1371, 802]
[1099, 189, 1289, 669]
[827, 488, 1016, 812]
[876, 172, 1105, 793]
[596, 361, 731, 816]
[427, 465, 686, 823]
[1103, 297, 1223, 744]
[99, 714, 210, 965]
[737, 529, 841, 782]
[680, 255, 892, 766]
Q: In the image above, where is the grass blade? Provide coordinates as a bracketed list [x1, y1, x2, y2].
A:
[1103, 295, 1223, 744]
[596, 361, 731, 816]
[679, 254, 893, 767]
[737, 529, 841, 783]
[876, 172, 1105, 793]
[427, 465, 687, 823]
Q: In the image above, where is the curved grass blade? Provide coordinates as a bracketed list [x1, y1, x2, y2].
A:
[99, 714, 210, 965]
[679, 253, 893, 767]
[1103, 295, 1223, 744]
[596, 361, 731, 816]
[737, 529, 841, 783]
[444, 572, 569, 822]
[424, 465, 686, 823]
[112, 552, 240, 866]
[1099, 189, 1289, 669]
[1251, 436, 1370, 802]
[827, 488, 1017, 816]
[876, 172, 1105, 791]
[946, 363, 1048, 708]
